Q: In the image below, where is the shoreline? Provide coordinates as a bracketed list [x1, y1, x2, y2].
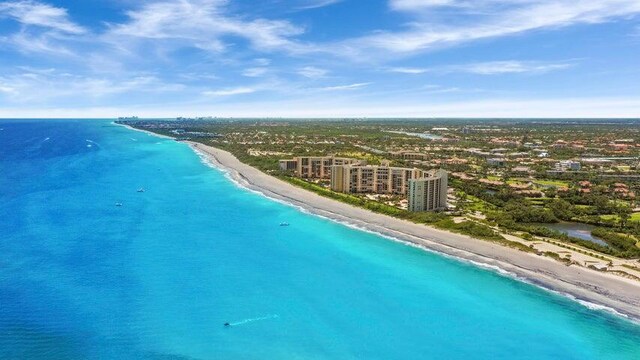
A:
[181, 140, 640, 321]
[113, 121, 176, 140]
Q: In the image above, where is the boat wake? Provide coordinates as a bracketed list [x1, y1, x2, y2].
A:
[229, 314, 279, 327]
[86, 139, 100, 148]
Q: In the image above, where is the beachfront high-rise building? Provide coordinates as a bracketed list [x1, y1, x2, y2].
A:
[407, 170, 448, 212]
[279, 156, 364, 179]
[330, 164, 428, 196]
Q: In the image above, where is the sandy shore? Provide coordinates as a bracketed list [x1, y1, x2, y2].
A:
[185, 141, 640, 320]
[114, 122, 175, 139]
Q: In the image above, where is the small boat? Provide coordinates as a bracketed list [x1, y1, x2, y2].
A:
[115, 202, 123, 207]
[279, 222, 290, 227]
[137, 188, 145, 193]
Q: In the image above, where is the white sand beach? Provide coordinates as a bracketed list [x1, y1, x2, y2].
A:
[186, 141, 640, 321]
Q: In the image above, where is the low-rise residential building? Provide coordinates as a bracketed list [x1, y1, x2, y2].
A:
[390, 151, 429, 160]
[555, 160, 581, 172]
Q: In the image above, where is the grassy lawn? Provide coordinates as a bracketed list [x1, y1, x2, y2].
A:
[506, 180, 529, 185]
[464, 194, 496, 213]
[601, 214, 617, 221]
[600, 213, 640, 223]
[533, 179, 570, 187]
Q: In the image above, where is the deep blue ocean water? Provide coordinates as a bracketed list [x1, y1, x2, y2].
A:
[1, 120, 639, 359]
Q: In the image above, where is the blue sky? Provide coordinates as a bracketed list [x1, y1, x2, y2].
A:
[0, 0, 639, 117]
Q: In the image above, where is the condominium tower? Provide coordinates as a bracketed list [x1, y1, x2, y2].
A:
[279, 156, 364, 179]
[331, 164, 428, 196]
[407, 170, 448, 212]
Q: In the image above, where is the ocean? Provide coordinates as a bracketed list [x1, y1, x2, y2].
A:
[1, 119, 639, 359]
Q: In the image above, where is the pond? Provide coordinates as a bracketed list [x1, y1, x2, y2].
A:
[537, 222, 608, 246]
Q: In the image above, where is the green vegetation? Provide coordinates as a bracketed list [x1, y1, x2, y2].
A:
[533, 180, 569, 187]
[590, 228, 640, 258]
[121, 118, 640, 260]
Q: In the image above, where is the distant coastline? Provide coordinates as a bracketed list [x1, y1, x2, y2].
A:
[118, 123, 640, 321]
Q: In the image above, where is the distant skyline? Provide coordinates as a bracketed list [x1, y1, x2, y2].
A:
[0, 0, 639, 118]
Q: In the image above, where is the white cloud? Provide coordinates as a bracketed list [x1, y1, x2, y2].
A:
[389, 60, 574, 75]
[297, 66, 329, 78]
[242, 67, 269, 77]
[202, 87, 257, 96]
[389, 67, 429, 74]
[297, 0, 343, 10]
[342, 0, 640, 55]
[456, 61, 573, 74]
[319, 82, 371, 91]
[0, 31, 76, 55]
[0, 70, 185, 102]
[0, 1, 86, 34]
[0, 1, 87, 56]
[390, 0, 459, 10]
[254, 58, 271, 66]
[106, 0, 306, 53]
[423, 85, 461, 93]
[0, 84, 17, 94]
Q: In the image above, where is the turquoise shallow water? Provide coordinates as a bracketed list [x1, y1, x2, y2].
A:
[1, 120, 639, 359]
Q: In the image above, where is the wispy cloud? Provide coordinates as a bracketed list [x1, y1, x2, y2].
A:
[0, 1, 87, 56]
[296, 0, 343, 10]
[422, 85, 461, 93]
[242, 67, 269, 77]
[389, 67, 429, 74]
[297, 66, 329, 78]
[342, 0, 640, 55]
[0, 0, 86, 34]
[0, 83, 17, 94]
[319, 82, 371, 91]
[0, 69, 185, 103]
[454, 60, 574, 75]
[202, 87, 257, 96]
[1, 31, 76, 55]
[105, 0, 306, 53]
[254, 58, 271, 66]
[390, 60, 574, 75]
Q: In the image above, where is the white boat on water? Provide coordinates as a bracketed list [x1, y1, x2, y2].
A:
[279, 222, 290, 227]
